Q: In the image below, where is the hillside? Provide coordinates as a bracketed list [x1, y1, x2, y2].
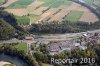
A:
[0, 19, 15, 40]
[0, 10, 17, 26]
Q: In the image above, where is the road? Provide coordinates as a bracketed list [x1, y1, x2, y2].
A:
[27, 43, 33, 55]
[1, 29, 100, 44]
[0, 38, 35, 44]
[0, 29, 100, 56]
[33, 29, 100, 42]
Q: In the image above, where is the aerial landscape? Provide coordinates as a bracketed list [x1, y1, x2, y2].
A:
[0, 0, 100, 66]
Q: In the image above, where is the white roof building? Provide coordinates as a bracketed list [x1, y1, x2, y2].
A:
[79, 46, 87, 50]
[75, 43, 80, 47]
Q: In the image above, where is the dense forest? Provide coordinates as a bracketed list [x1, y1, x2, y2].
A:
[0, 10, 17, 26]
[0, 9, 26, 40]
[0, 9, 17, 40]
[30, 21, 100, 34]
[0, 19, 15, 40]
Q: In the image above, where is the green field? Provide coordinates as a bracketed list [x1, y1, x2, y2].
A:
[84, 0, 94, 5]
[42, 0, 72, 8]
[0, 0, 3, 5]
[13, 43, 27, 53]
[16, 16, 30, 25]
[64, 10, 83, 22]
[15, 15, 40, 25]
[8, 0, 35, 8]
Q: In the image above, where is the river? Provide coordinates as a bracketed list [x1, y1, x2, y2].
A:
[0, 53, 29, 66]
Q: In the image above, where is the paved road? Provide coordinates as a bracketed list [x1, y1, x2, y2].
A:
[34, 29, 100, 42]
[0, 39, 35, 44]
[0, 29, 100, 44]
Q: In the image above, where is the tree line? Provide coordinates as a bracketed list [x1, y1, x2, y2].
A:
[0, 9, 28, 40]
[0, 19, 15, 40]
[30, 21, 100, 34]
[0, 10, 17, 26]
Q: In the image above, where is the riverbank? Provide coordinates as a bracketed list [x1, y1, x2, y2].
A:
[0, 61, 15, 66]
[0, 53, 29, 66]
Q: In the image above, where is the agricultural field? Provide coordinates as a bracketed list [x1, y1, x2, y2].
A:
[8, 0, 35, 8]
[93, 0, 100, 7]
[15, 16, 30, 25]
[32, 7, 48, 15]
[0, 0, 4, 5]
[42, 0, 72, 8]
[0, 0, 18, 7]
[48, 9, 70, 22]
[84, 0, 94, 5]
[3, 0, 99, 25]
[83, 0, 100, 7]
[39, 8, 59, 22]
[80, 12, 99, 23]
[64, 10, 83, 22]
[27, 1, 44, 12]
[30, 15, 41, 24]
[5, 8, 28, 16]
[12, 43, 27, 53]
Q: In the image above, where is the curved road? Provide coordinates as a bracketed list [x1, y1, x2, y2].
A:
[1, 29, 100, 44]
